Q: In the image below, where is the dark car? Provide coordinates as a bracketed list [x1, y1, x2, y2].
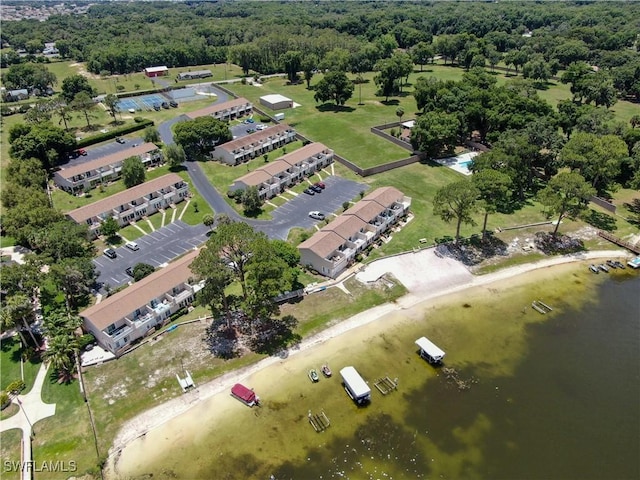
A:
[153, 104, 161, 111]
[115, 137, 126, 144]
[310, 185, 322, 193]
[246, 128, 256, 134]
[103, 248, 117, 259]
[303, 188, 315, 196]
[314, 181, 326, 189]
[125, 267, 134, 277]
[161, 102, 170, 109]
[169, 101, 178, 108]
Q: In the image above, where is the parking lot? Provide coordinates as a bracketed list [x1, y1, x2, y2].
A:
[93, 221, 209, 291]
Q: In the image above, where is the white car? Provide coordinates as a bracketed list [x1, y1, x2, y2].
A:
[125, 241, 139, 251]
[309, 211, 325, 220]
[256, 124, 266, 130]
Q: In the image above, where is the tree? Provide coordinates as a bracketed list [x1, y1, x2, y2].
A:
[71, 91, 97, 128]
[203, 214, 215, 231]
[100, 217, 120, 238]
[48, 258, 96, 312]
[8, 122, 76, 169]
[121, 156, 146, 188]
[43, 329, 79, 381]
[559, 132, 628, 192]
[433, 180, 480, 244]
[280, 50, 302, 83]
[173, 116, 232, 157]
[411, 42, 434, 72]
[143, 126, 160, 143]
[132, 263, 155, 282]
[630, 115, 640, 129]
[410, 111, 459, 159]
[270, 239, 300, 268]
[163, 143, 186, 168]
[313, 71, 354, 106]
[472, 169, 512, 241]
[0, 293, 40, 348]
[24, 99, 53, 124]
[61, 74, 96, 103]
[537, 172, 595, 237]
[321, 48, 351, 73]
[301, 53, 318, 89]
[4, 63, 56, 91]
[103, 94, 119, 121]
[241, 186, 262, 215]
[396, 107, 405, 123]
[523, 56, 551, 84]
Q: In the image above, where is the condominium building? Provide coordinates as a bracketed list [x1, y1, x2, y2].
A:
[185, 97, 253, 121]
[54, 143, 163, 194]
[230, 142, 333, 199]
[81, 250, 201, 355]
[298, 187, 411, 278]
[66, 173, 189, 239]
[215, 124, 297, 165]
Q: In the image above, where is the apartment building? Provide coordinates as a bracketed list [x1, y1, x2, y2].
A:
[298, 187, 411, 278]
[230, 142, 333, 199]
[54, 143, 163, 194]
[66, 173, 189, 239]
[215, 123, 297, 165]
[185, 97, 253, 121]
[81, 250, 201, 355]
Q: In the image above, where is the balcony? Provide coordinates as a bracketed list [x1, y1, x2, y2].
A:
[107, 325, 133, 342]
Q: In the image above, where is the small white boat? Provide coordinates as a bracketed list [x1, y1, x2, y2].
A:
[321, 364, 332, 378]
[308, 369, 319, 383]
[589, 264, 599, 274]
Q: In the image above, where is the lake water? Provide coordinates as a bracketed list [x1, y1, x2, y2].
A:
[112, 266, 639, 480]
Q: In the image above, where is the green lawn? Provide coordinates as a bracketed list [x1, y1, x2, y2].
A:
[0, 336, 42, 393]
[34, 369, 101, 479]
[0, 429, 21, 480]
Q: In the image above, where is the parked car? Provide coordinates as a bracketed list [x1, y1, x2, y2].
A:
[125, 241, 139, 251]
[309, 211, 325, 220]
[256, 124, 266, 130]
[310, 185, 322, 193]
[303, 188, 315, 196]
[76, 148, 87, 156]
[314, 181, 326, 189]
[153, 104, 161, 111]
[115, 137, 126, 144]
[161, 102, 170, 109]
[169, 101, 178, 108]
[103, 248, 117, 259]
[246, 128, 256, 134]
[125, 267, 134, 277]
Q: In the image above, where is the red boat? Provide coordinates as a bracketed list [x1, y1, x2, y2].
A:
[321, 364, 332, 378]
[231, 383, 260, 407]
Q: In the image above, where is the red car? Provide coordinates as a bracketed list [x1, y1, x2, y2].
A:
[77, 148, 87, 156]
[314, 181, 326, 189]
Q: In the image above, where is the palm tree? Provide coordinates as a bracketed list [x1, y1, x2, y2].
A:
[0, 293, 40, 348]
[43, 334, 78, 381]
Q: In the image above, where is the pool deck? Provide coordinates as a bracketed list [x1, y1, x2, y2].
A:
[435, 151, 478, 176]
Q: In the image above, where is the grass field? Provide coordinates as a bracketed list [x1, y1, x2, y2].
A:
[0, 336, 42, 393]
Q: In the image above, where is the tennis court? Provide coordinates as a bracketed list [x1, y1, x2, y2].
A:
[116, 94, 168, 112]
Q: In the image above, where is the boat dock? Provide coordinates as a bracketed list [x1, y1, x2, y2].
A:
[176, 370, 195, 392]
[531, 300, 553, 314]
[597, 231, 640, 254]
[374, 377, 398, 395]
[308, 410, 331, 432]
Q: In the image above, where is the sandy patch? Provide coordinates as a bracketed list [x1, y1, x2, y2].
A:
[104, 247, 632, 475]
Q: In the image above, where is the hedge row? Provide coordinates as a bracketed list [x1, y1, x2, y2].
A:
[76, 119, 154, 148]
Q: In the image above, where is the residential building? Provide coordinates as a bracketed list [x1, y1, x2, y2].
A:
[80, 250, 201, 355]
[144, 66, 169, 77]
[186, 97, 253, 122]
[54, 143, 163, 194]
[230, 142, 334, 199]
[298, 187, 411, 278]
[177, 70, 212, 80]
[215, 124, 297, 166]
[66, 173, 189, 239]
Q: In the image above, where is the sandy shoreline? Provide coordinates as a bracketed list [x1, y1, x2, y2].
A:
[106, 248, 629, 463]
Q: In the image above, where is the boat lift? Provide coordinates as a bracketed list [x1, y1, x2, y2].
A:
[176, 370, 195, 392]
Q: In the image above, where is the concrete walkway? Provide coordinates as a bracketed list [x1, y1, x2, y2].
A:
[0, 363, 56, 480]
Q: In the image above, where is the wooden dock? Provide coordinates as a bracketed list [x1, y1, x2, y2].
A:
[374, 377, 398, 395]
[531, 300, 553, 314]
[598, 231, 640, 254]
[308, 410, 330, 432]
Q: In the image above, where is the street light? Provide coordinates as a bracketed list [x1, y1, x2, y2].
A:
[16, 397, 34, 436]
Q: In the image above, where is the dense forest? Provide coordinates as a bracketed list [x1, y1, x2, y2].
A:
[2, 1, 639, 100]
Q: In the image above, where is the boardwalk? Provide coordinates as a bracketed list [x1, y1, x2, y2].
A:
[597, 231, 640, 254]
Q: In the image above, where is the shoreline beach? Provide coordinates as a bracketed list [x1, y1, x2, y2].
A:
[105, 248, 630, 476]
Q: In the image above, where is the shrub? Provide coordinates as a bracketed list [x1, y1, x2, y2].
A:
[77, 334, 95, 351]
[133, 116, 145, 123]
[0, 392, 9, 410]
[6, 380, 25, 395]
[259, 116, 271, 123]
